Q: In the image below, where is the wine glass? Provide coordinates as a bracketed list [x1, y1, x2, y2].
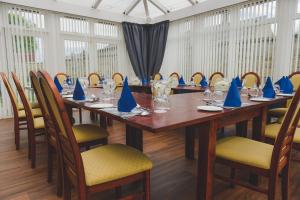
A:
[274, 84, 281, 95]
[249, 84, 259, 97]
[203, 88, 212, 105]
[212, 90, 224, 106]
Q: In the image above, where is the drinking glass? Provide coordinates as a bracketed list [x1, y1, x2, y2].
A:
[212, 90, 224, 106]
[249, 84, 259, 97]
[274, 84, 281, 95]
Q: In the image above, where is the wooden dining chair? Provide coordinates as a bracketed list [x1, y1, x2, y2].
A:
[214, 85, 300, 200]
[30, 71, 109, 196]
[39, 70, 152, 200]
[112, 72, 124, 86]
[55, 72, 68, 85]
[0, 72, 42, 150]
[11, 72, 46, 168]
[269, 72, 300, 122]
[191, 72, 204, 86]
[153, 73, 163, 81]
[169, 72, 180, 80]
[241, 72, 261, 88]
[88, 72, 101, 87]
[209, 72, 224, 87]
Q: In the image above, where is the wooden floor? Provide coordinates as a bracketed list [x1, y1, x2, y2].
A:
[1, 111, 300, 200]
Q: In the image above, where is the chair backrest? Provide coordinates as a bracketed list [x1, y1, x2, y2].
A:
[153, 73, 162, 81]
[55, 73, 68, 85]
[112, 72, 124, 86]
[169, 72, 180, 80]
[0, 72, 22, 120]
[30, 71, 56, 142]
[88, 72, 101, 87]
[270, 85, 300, 175]
[241, 72, 261, 88]
[209, 72, 224, 87]
[11, 72, 34, 128]
[191, 72, 204, 86]
[38, 70, 85, 190]
[289, 72, 300, 92]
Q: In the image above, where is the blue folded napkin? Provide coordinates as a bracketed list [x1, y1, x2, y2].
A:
[224, 79, 242, 107]
[275, 76, 285, 87]
[118, 77, 137, 112]
[73, 79, 85, 100]
[178, 76, 186, 85]
[66, 76, 73, 85]
[54, 76, 63, 93]
[262, 77, 275, 98]
[235, 76, 242, 88]
[160, 75, 163, 80]
[282, 76, 294, 94]
[200, 76, 208, 87]
[142, 78, 148, 86]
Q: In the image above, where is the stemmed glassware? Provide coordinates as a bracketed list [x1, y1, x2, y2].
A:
[274, 84, 281, 95]
[103, 78, 116, 100]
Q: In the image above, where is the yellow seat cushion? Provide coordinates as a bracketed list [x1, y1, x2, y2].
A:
[33, 117, 45, 129]
[72, 124, 108, 144]
[18, 108, 43, 118]
[265, 123, 300, 143]
[268, 107, 287, 118]
[81, 144, 153, 186]
[216, 136, 273, 169]
[17, 102, 40, 110]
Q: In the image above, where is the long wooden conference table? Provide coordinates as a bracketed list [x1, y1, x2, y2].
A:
[63, 88, 289, 200]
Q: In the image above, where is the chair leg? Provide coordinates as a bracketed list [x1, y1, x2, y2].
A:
[79, 108, 82, 124]
[281, 165, 289, 200]
[30, 131, 36, 168]
[115, 186, 122, 198]
[63, 173, 71, 200]
[57, 153, 63, 197]
[144, 171, 151, 200]
[268, 173, 278, 200]
[15, 119, 20, 150]
[47, 144, 53, 183]
[230, 168, 235, 188]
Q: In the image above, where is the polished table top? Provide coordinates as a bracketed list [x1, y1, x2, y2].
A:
[63, 88, 289, 133]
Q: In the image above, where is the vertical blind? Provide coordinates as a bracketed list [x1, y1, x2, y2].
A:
[161, 0, 278, 82]
[0, 3, 132, 118]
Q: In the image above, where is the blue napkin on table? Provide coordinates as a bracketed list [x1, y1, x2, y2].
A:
[73, 79, 85, 100]
[142, 78, 148, 86]
[54, 76, 63, 93]
[282, 76, 293, 94]
[275, 76, 285, 87]
[200, 76, 208, 87]
[262, 77, 275, 98]
[160, 75, 163, 80]
[178, 76, 186, 85]
[224, 79, 242, 107]
[235, 76, 242, 88]
[118, 77, 137, 112]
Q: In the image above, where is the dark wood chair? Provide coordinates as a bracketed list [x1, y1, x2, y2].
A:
[112, 72, 124, 86]
[11, 72, 46, 168]
[215, 85, 300, 200]
[55, 72, 68, 85]
[191, 72, 204, 86]
[153, 73, 163, 81]
[88, 72, 101, 87]
[209, 72, 224, 87]
[241, 72, 261, 88]
[169, 72, 180, 80]
[39, 70, 152, 200]
[30, 71, 109, 196]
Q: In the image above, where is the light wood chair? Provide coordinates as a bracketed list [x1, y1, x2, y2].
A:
[0, 72, 42, 150]
[55, 72, 68, 86]
[88, 72, 101, 87]
[191, 72, 204, 86]
[153, 73, 163, 81]
[39, 70, 152, 200]
[209, 72, 224, 87]
[30, 71, 109, 196]
[241, 72, 261, 88]
[214, 85, 300, 200]
[112, 72, 124, 86]
[269, 72, 300, 122]
[169, 72, 180, 80]
[11, 72, 46, 168]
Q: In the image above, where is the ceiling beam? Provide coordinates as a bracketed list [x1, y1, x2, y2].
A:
[148, 0, 169, 14]
[187, 0, 198, 5]
[92, 0, 103, 9]
[143, 0, 149, 18]
[123, 0, 141, 15]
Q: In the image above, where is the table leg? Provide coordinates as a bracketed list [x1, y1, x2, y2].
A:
[185, 126, 196, 159]
[65, 104, 75, 124]
[196, 121, 217, 200]
[100, 115, 107, 129]
[236, 120, 248, 137]
[126, 125, 143, 151]
[250, 107, 267, 185]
